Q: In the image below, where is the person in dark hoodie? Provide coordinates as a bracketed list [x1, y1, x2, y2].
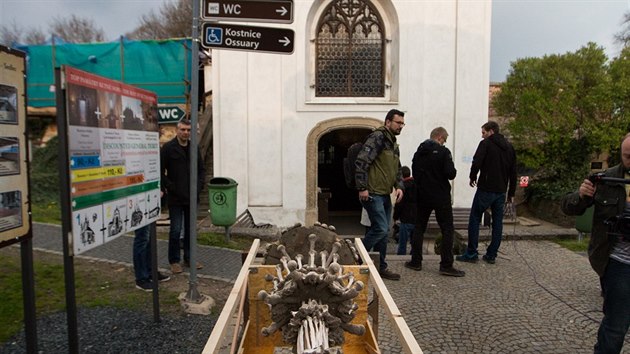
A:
[457, 121, 516, 264]
[393, 166, 416, 255]
[405, 127, 465, 277]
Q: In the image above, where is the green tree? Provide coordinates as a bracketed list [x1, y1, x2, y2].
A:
[493, 43, 626, 199]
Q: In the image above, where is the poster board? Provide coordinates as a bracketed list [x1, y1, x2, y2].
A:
[0, 45, 30, 247]
[62, 66, 160, 255]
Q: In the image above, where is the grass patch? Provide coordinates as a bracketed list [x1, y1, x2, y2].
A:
[30, 202, 61, 224]
[0, 247, 181, 343]
[197, 232, 254, 251]
[552, 236, 589, 252]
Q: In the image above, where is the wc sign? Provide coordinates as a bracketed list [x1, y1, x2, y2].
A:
[157, 106, 186, 124]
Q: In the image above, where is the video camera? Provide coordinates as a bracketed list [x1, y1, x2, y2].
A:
[588, 172, 630, 240]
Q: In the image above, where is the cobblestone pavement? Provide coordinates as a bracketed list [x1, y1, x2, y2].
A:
[30, 223, 629, 353]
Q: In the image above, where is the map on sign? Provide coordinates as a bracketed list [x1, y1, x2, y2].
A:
[63, 66, 160, 255]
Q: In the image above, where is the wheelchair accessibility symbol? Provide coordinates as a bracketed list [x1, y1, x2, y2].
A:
[213, 191, 227, 205]
[206, 27, 223, 45]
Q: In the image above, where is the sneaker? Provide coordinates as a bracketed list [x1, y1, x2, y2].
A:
[135, 280, 153, 292]
[184, 261, 204, 270]
[482, 255, 496, 264]
[456, 252, 479, 263]
[404, 261, 422, 271]
[170, 262, 183, 274]
[379, 268, 401, 281]
[439, 267, 465, 277]
[151, 272, 171, 282]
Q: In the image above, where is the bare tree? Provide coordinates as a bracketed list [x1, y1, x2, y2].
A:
[615, 12, 630, 48]
[50, 14, 105, 43]
[127, 0, 192, 40]
[1, 20, 46, 45]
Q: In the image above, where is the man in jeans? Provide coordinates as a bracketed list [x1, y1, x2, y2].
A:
[405, 127, 464, 277]
[133, 224, 170, 291]
[457, 121, 516, 264]
[160, 119, 206, 274]
[355, 109, 405, 280]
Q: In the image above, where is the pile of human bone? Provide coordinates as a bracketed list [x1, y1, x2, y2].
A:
[258, 223, 365, 354]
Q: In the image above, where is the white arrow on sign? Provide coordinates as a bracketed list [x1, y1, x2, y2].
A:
[279, 36, 291, 47]
[276, 6, 288, 16]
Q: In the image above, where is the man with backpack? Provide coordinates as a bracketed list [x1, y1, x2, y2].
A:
[354, 109, 405, 280]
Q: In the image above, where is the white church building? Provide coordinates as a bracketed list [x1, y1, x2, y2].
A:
[211, 0, 492, 227]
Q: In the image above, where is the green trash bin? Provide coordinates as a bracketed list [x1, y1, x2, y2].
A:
[208, 177, 238, 226]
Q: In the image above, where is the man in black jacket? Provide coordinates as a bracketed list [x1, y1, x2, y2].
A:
[405, 127, 465, 277]
[457, 121, 516, 264]
[160, 119, 206, 274]
[561, 133, 630, 354]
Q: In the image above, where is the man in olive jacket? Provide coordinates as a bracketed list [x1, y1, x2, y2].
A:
[355, 109, 405, 280]
[160, 119, 206, 274]
[561, 133, 630, 354]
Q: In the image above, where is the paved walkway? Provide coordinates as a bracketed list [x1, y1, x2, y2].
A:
[29, 222, 627, 353]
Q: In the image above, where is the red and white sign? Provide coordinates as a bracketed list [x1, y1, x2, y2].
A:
[519, 176, 529, 187]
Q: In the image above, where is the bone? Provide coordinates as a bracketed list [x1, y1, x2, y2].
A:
[328, 225, 336, 232]
[340, 323, 366, 336]
[277, 244, 291, 260]
[295, 254, 303, 269]
[320, 250, 328, 267]
[326, 242, 341, 266]
[343, 275, 355, 290]
[353, 280, 364, 292]
[280, 256, 290, 273]
[308, 250, 316, 269]
[308, 233, 317, 253]
[287, 260, 298, 272]
[275, 264, 284, 282]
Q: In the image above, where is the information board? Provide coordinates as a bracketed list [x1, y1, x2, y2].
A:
[0, 45, 29, 247]
[63, 66, 160, 255]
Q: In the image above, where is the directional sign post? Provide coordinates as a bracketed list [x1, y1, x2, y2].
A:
[202, 0, 293, 24]
[158, 106, 186, 124]
[201, 23, 294, 54]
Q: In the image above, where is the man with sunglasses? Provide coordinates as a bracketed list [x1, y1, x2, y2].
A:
[355, 109, 405, 280]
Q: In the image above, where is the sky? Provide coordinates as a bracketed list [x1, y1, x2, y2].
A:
[1, 0, 629, 82]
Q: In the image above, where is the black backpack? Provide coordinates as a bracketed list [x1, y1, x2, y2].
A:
[343, 142, 364, 189]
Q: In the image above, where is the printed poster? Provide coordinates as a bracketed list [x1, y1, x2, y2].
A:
[64, 66, 159, 255]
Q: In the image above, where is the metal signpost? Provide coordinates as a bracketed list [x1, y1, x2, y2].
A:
[202, 0, 293, 23]
[201, 22, 294, 54]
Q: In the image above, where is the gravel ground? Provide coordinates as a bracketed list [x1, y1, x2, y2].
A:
[1, 307, 216, 353]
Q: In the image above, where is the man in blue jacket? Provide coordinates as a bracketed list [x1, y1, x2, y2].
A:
[160, 118, 206, 274]
[457, 121, 516, 264]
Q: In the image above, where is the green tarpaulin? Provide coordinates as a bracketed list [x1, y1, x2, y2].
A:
[18, 38, 192, 107]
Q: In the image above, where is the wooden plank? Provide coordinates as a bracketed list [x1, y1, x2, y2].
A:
[203, 239, 260, 354]
[353, 238, 423, 354]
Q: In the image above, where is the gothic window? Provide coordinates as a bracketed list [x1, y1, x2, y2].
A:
[315, 0, 385, 97]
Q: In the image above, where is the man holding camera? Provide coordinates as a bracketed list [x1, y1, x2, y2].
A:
[561, 133, 630, 354]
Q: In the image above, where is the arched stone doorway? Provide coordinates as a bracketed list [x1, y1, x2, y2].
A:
[305, 117, 381, 226]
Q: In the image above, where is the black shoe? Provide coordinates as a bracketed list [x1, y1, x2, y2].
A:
[456, 253, 479, 263]
[379, 268, 401, 281]
[404, 261, 422, 271]
[151, 272, 171, 283]
[439, 267, 465, 277]
[135, 280, 153, 292]
[482, 255, 496, 264]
